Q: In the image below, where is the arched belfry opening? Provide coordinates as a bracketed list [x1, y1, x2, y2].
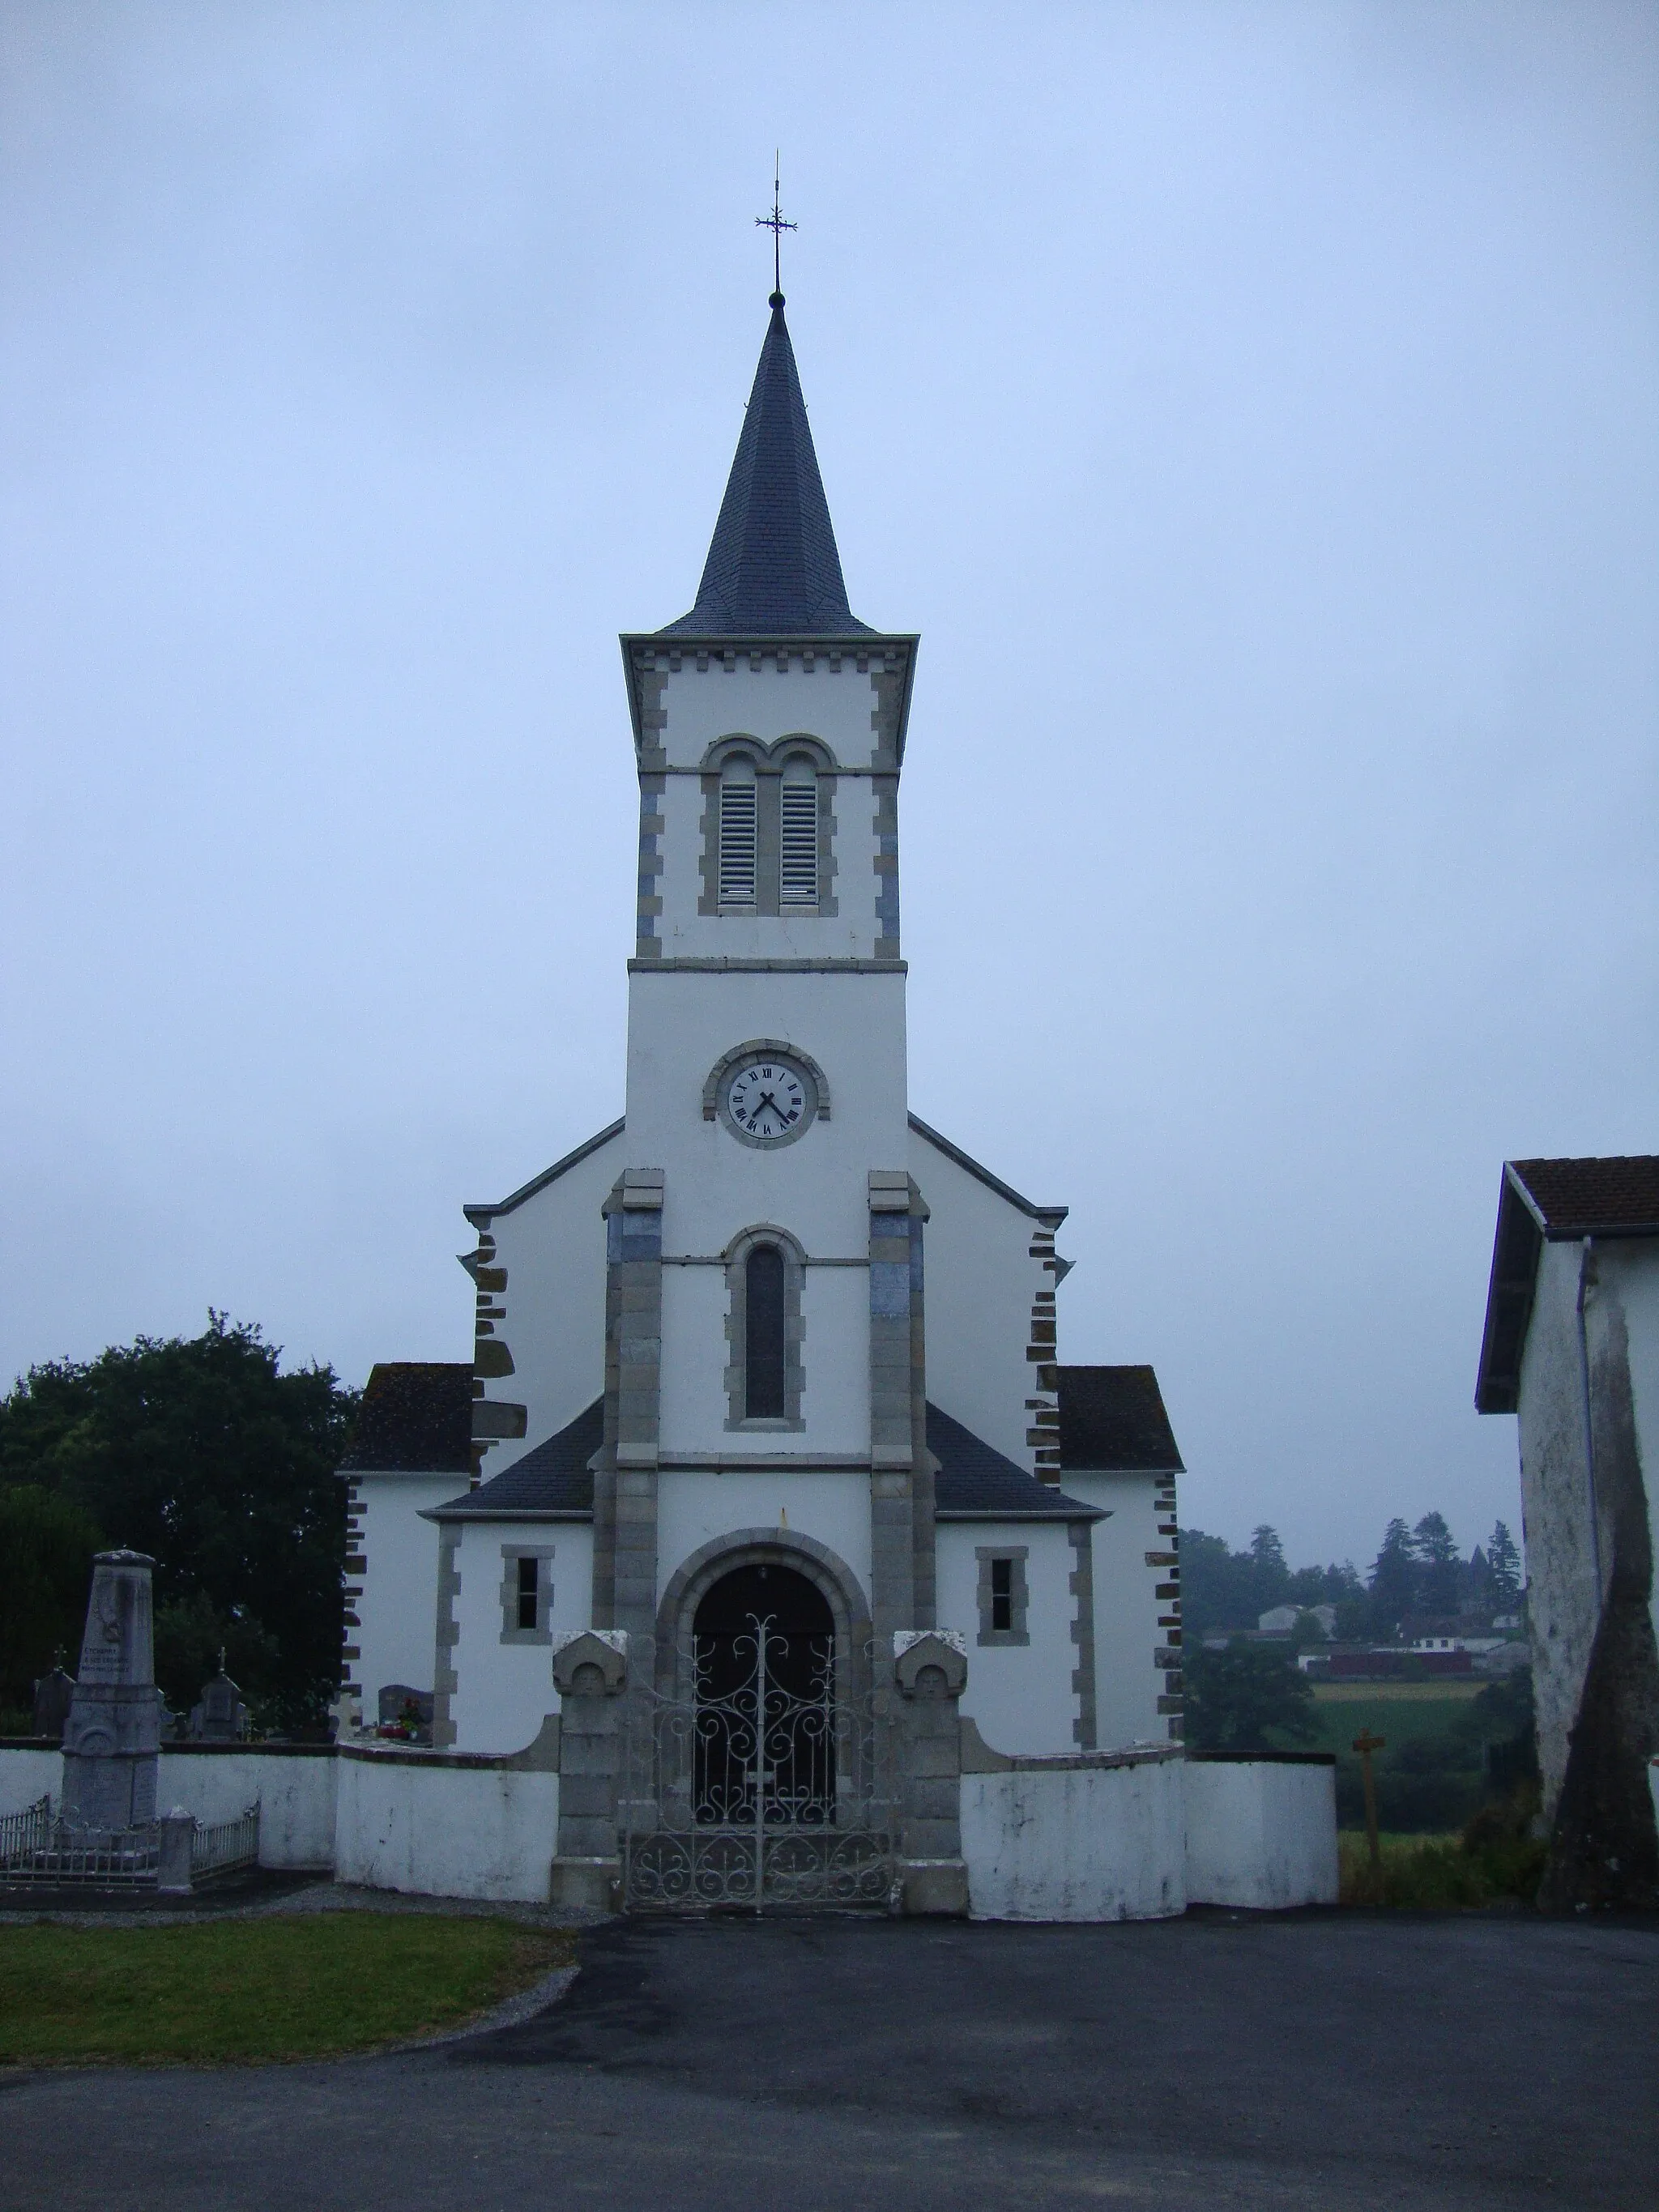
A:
[692, 1562, 835, 1827]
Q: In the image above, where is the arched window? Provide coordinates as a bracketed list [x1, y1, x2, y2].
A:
[779, 756, 819, 910]
[744, 1243, 787, 1419]
[719, 757, 757, 909]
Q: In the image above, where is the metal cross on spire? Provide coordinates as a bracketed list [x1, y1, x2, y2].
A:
[756, 154, 796, 305]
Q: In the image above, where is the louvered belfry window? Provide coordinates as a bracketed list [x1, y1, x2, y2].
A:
[719, 763, 758, 908]
[779, 761, 819, 909]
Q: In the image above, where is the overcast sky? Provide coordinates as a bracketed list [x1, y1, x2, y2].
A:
[2, 2, 1655, 1570]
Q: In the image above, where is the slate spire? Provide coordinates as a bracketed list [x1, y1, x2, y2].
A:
[663, 295, 870, 637]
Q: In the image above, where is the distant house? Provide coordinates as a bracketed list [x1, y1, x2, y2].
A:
[1257, 1603, 1335, 1637]
[1476, 1154, 1659, 1909]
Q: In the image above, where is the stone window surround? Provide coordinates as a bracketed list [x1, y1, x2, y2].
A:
[499, 1544, 556, 1646]
[975, 1546, 1030, 1647]
[697, 735, 839, 920]
[723, 1223, 806, 1433]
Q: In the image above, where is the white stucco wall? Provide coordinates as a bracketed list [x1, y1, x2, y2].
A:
[1063, 1471, 1170, 1749]
[473, 1122, 624, 1465]
[1183, 1757, 1339, 1908]
[648, 656, 894, 965]
[938, 1521, 1079, 1754]
[352, 1473, 460, 1709]
[625, 967, 909, 1252]
[1604, 1242, 1659, 1661]
[909, 1125, 1050, 1473]
[447, 1520, 592, 1755]
[1516, 1235, 1659, 1822]
[0, 1745, 59, 1817]
[656, 1263, 870, 1456]
[335, 1747, 560, 1903]
[657, 1469, 873, 1612]
[961, 1752, 1186, 1921]
[159, 1748, 338, 1869]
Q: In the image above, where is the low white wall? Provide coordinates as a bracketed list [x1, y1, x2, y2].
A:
[335, 1747, 559, 1903]
[159, 1749, 338, 1870]
[961, 1751, 1186, 1922]
[0, 1746, 60, 1818]
[1183, 1756, 1339, 1908]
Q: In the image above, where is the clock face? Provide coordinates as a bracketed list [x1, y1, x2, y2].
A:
[723, 1055, 815, 1147]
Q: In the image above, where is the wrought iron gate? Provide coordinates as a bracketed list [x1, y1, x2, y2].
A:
[621, 1615, 894, 1911]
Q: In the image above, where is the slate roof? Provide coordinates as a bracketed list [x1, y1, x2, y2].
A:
[661, 296, 871, 638]
[928, 1403, 1102, 1521]
[1056, 1366, 1185, 1475]
[426, 1398, 603, 1520]
[339, 1362, 473, 1474]
[417, 1397, 1094, 1524]
[1476, 1156, 1659, 1414]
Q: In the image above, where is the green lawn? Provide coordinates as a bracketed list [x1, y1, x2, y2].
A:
[0, 1913, 574, 2065]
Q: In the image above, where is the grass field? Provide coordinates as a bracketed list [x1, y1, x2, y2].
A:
[0, 1913, 574, 2065]
[1302, 1687, 1483, 1757]
[1312, 1681, 1483, 1704]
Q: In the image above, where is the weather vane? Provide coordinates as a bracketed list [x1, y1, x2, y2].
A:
[756, 153, 796, 305]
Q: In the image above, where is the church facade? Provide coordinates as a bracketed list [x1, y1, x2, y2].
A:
[342, 292, 1194, 1913]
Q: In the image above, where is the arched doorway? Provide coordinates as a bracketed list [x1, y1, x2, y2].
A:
[691, 1564, 835, 1828]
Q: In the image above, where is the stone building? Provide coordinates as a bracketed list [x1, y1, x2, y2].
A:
[335, 287, 1271, 1917]
[1476, 1153, 1659, 1907]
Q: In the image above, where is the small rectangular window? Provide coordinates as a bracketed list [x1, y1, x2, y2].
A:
[719, 781, 757, 906]
[779, 780, 818, 906]
[516, 1555, 539, 1631]
[991, 1557, 1013, 1633]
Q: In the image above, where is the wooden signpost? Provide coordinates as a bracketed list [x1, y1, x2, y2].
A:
[1353, 1728, 1386, 1883]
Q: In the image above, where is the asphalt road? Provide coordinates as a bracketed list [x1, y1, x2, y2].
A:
[3, 1908, 1656, 2211]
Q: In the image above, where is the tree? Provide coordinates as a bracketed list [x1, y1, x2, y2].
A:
[1183, 1643, 1317, 1753]
[1368, 1518, 1416, 1635]
[1175, 1529, 1255, 1637]
[1411, 1511, 1463, 1616]
[1248, 1525, 1290, 1607]
[1488, 1521, 1523, 1609]
[0, 1315, 357, 1730]
[0, 1485, 104, 1715]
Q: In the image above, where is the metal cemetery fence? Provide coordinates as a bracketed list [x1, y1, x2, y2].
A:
[0, 1796, 261, 1888]
[191, 1805, 260, 1881]
[0, 1798, 160, 1886]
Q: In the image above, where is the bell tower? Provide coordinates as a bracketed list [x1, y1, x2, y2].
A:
[598, 287, 928, 1669]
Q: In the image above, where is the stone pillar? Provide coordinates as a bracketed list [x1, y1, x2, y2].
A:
[551, 1630, 630, 1912]
[61, 1550, 161, 1831]
[868, 1173, 922, 1669]
[156, 1808, 195, 1895]
[893, 1631, 969, 1915]
[595, 1170, 663, 1653]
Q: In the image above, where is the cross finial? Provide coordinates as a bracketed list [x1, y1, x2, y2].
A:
[756, 152, 796, 306]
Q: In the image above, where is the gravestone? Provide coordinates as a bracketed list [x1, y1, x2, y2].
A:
[31, 1651, 75, 1742]
[377, 1684, 433, 1741]
[189, 1652, 247, 1742]
[60, 1551, 161, 1830]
